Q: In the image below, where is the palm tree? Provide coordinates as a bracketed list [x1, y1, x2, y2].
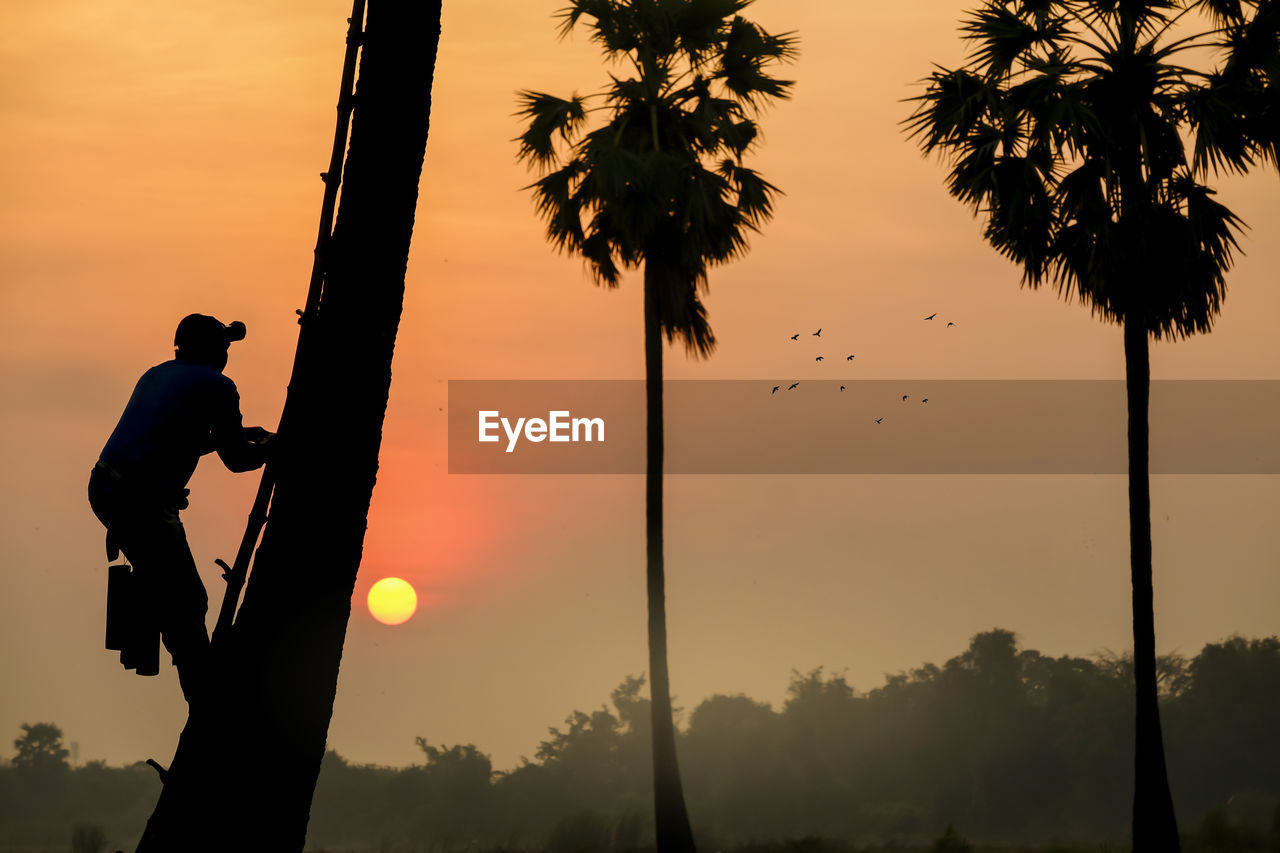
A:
[516, 2, 795, 850]
[135, 3, 443, 850]
[906, 0, 1275, 849]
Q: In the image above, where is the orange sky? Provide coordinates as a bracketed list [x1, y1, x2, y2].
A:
[1, 0, 1278, 770]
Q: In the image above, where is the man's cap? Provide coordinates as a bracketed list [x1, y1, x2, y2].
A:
[174, 314, 247, 351]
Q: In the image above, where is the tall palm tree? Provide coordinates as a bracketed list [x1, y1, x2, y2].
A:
[136, 3, 443, 850]
[516, 2, 795, 850]
[906, 0, 1274, 849]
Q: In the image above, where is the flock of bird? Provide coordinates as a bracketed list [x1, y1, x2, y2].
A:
[771, 313, 956, 424]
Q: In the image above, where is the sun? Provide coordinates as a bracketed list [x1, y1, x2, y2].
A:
[366, 577, 418, 626]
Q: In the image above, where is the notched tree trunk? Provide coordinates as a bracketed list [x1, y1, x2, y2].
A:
[136, 3, 442, 850]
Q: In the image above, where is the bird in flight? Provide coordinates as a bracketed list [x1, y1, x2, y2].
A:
[815, 356, 824, 362]
[947, 322, 955, 328]
[922, 398, 929, 403]
[813, 328, 822, 337]
[771, 385, 780, 395]
[788, 382, 800, 390]
[846, 355, 855, 360]
[790, 333, 800, 340]
[924, 313, 937, 320]
[875, 418, 884, 424]
[902, 395, 909, 401]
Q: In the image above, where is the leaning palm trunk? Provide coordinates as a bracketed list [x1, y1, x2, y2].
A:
[135, 3, 442, 850]
[643, 263, 697, 853]
[1123, 314, 1181, 853]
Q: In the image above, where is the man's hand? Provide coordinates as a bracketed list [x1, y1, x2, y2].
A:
[243, 427, 278, 458]
[243, 426, 274, 444]
[219, 425, 276, 472]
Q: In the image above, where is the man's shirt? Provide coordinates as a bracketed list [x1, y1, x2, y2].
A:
[100, 358, 264, 501]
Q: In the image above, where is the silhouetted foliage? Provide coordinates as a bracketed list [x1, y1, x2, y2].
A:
[6, 630, 1278, 850]
[12, 721, 71, 796]
[0, 756, 157, 850]
[13, 721, 70, 772]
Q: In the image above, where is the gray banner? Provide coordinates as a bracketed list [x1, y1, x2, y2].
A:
[447, 380, 1279, 474]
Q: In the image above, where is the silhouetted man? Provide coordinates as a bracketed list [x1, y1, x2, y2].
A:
[88, 314, 274, 704]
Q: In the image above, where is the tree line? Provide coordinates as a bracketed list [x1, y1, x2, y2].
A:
[6, 630, 1278, 851]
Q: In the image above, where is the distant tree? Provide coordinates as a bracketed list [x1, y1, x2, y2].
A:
[12, 723, 69, 773]
[10, 722, 70, 798]
[70, 824, 107, 853]
[409, 741, 496, 847]
[516, 3, 796, 851]
[1165, 636, 1280, 819]
[932, 823, 974, 853]
[907, 1, 1277, 848]
[780, 669, 860, 817]
[945, 632, 1026, 820]
[683, 693, 781, 836]
[545, 811, 617, 853]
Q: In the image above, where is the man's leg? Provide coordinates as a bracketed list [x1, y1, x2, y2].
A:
[125, 509, 211, 705]
[158, 514, 211, 706]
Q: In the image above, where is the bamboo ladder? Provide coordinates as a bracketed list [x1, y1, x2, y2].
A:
[210, 0, 368, 646]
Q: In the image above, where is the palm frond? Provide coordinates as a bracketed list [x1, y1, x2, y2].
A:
[1138, 108, 1189, 181]
[1081, 0, 1179, 40]
[647, 259, 718, 357]
[673, 0, 750, 67]
[670, 288, 718, 358]
[1171, 171, 1246, 275]
[904, 67, 1002, 154]
[719, 161, 779, 229]
[944, 122, 1004, 209]
[679, 166, 739, 261]
[716, 16, 797, 107]
[580, 228, 622, 286]
[1183, 73, 1258, 173]
[985, 153, 1057, 280]
[962, 3, 1067, 79]
[1057, 2, 1121, 57]
[1218, 3, 1280, 75]
[1194, 0, 1246, 25]
[527, 161, 588, 254]
[605, 76, 653, 110]
[515, 91, 588, 167]
[1055, 159, 1112, 224]
[558, 0, 642, 55]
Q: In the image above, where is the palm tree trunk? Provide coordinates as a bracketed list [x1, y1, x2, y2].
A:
[135, 3, 442, 849]
[1124, 314, 1181, 852]
[643, 263, 697, 853]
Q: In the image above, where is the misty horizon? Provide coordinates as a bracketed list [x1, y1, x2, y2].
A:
[8, 629, 1277, 850]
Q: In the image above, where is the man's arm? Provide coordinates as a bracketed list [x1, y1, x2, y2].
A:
[212, 382, 273, 473]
